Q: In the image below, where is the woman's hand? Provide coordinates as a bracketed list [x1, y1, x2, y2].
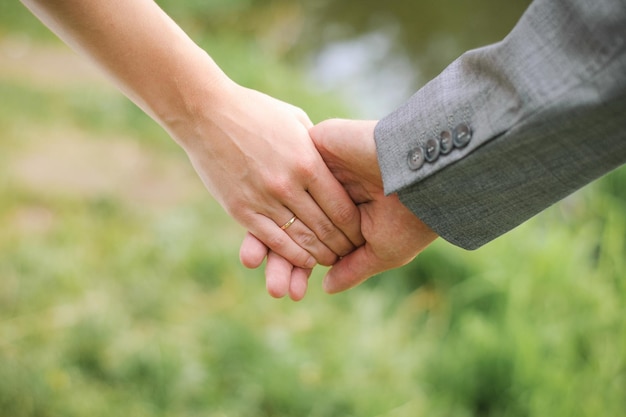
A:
[240, 232, 312, 301]
[21, 0, 364, 269]
[180, 80, 365, 268]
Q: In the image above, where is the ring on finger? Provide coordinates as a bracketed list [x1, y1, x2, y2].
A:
[280, 215, 297, 230]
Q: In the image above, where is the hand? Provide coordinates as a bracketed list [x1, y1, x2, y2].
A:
[310, 119, 438, 292]
[181, 82, 365, 269]
[21, 0, 364, 270]
[240, 232, 312, 301]
[240, 119, 438, 297]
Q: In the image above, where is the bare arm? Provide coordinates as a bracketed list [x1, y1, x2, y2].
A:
[21, 0, 364, 267]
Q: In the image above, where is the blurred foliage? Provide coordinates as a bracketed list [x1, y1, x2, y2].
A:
[155, 0, 532, 78]
[1, 0, 625, 416]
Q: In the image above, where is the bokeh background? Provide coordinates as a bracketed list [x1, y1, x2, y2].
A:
[1, 1, 625, 416]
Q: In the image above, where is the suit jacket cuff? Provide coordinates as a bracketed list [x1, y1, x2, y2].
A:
[374, 0, 626, 249]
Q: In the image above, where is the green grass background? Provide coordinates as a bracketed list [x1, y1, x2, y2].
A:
[1, 1, 625, 416]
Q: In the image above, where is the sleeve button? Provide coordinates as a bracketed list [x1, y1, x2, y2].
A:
[439, 130, 453, 154]
[453, 123, 472, 148]
[424, 138, 440, 162]
[407, 146, 425, 170]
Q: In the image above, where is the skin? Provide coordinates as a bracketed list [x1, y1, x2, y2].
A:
[21, 0, 364, 269]
[240, 119, 439, 299]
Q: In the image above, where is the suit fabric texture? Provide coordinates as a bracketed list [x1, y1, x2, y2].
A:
[374, 0, 626, 250]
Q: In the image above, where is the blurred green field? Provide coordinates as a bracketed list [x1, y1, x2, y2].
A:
[1, 2, 625, 416]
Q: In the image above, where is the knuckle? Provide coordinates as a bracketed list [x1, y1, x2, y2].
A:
[315, 220, 338, 242]
[224, 198, 246, 219]
[294, 229, 337, 266]
[295, 228, 319, 249]
[233, 199, 251, 216]
[265, 233, 289, 251]
[265, 234, 311, 268]
[267, 175, 293, 200]
[331, 202, 360, 226]
[296, 157, 319, 180]
[295, 107, 310, 122]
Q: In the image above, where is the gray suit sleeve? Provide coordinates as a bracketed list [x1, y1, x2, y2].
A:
[374, 0, 626, 250]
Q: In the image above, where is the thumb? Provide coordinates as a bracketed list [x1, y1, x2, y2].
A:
[310, 119, 380, 186]
[322, 245, 381, 294]
[310, 119, 373, 156]
[310, 118, 344, 148]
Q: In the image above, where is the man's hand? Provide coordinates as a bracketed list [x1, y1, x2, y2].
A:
[240, 119, 438, 297]
[310, 119, 438, 293]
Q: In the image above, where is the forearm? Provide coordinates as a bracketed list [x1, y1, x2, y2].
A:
[374, 0, 626, 249]
[22, 0, 364, 268]
[20, 0, 229, 147]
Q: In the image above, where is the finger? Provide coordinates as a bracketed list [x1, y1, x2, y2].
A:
[239, 232, 268, 269]
[259, 194, 340, 265]
[284, 191, 355, 261]
[289, 267, 312, 302]
[250, 215, 316, 269]
[322, 245, 381, 294]
[307, 170, 365, 248]
[307, 119, 381, 247]
[244, 195, 339, 267]
[265, 250, 295, 298]
[274, 209, 338, 266]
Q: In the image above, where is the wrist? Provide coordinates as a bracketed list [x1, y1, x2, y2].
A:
[149, 47, 235, 151]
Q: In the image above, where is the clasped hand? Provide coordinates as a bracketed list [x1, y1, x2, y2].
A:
[239, 119, 438, 301]
[20, 0, 437, 301]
